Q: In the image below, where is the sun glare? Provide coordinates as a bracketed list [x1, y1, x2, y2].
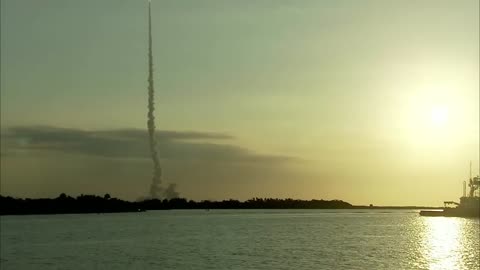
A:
[420, 217, 466, 270]
[392, 80, 469, 153]
[430, 106, 449, 127]
[401, 98, 454, 142]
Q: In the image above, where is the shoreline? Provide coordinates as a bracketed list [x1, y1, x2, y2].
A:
[1, 195, 443, 216]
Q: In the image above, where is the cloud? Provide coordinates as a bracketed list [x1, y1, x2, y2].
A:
[2, 126, 294, 164]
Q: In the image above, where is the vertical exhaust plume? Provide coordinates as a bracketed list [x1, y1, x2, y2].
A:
[146, 0, 179, 199]
[147, 0, 163, 198]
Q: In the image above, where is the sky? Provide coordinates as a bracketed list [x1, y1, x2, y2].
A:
[1, 0, 478, 206]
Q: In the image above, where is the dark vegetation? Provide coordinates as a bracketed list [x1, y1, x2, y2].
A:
[0, 194, 354, 215]
[0, 194, 139, 215]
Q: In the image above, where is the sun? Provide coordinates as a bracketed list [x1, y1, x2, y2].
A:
[397, 91, 457, 150]
[390, 70, 475, 155]
[430, 105, 449, 127]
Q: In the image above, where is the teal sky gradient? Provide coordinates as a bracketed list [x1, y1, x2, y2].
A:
[1, 0, 479, 205]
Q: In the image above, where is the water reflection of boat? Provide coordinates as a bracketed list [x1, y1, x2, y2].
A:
[420, 164, 480, 218]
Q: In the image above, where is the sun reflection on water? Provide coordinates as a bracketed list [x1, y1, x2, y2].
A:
[420, 217, 479, 270]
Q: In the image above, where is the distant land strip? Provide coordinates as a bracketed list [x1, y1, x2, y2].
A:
[0, 194, 441, 215]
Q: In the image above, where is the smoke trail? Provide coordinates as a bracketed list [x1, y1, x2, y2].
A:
[147, 1, 163, 198]
[164, 183, 180, 199]
[146, 1, 179, 199]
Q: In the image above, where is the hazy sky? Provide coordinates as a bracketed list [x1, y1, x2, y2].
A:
[1, 0, 478, 205]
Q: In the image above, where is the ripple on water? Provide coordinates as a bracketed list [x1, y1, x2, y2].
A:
[1, 210, 479, 270]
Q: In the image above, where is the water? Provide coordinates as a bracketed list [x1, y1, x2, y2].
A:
[1, 209, 479, 269]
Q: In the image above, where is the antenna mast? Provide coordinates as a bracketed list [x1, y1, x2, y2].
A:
[470, 161, 472, 181]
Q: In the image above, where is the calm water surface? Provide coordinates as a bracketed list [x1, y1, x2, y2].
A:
[1, 209, 479, 269]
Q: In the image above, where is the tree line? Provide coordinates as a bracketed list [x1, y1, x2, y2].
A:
[0, 194, 353, 215]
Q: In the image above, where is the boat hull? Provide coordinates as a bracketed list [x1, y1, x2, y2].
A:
[419, 210, 445, 217]
[420, 207, 480, 218]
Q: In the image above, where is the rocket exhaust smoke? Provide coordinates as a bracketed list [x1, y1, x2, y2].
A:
[146, 1, 177, 199]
